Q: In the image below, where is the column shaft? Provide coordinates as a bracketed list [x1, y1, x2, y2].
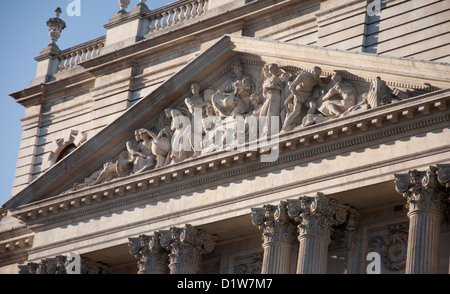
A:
[169, 263, 199, 274]
[261, 241, 293, 274]
[296, 235, 329, 274]
[406, 211, 442, 274]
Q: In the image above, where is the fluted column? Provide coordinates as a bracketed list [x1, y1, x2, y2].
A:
[160, 224, 216, 274]
[251, 201, 296, 274]
[287, 193, 347, 274]
[129, 233, 169, 274]
[395, 165, 449, 274]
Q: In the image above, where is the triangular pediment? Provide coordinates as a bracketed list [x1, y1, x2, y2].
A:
[5, 34, 450, 211]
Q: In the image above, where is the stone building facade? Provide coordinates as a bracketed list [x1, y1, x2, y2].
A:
[1, 0, 449, 274]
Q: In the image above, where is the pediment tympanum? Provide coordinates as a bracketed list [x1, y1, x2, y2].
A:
[5, 35, 450, 224]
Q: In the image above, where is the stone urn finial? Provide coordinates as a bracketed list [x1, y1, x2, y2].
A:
[46, 7, 66, 46]
[118, 0, 131, 12]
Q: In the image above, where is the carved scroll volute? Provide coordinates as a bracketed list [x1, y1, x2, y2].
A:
[180, 224, 197, 245]
[197, 229, 216, 255]
[394, 173, 412, 195]
[422, 166, 439, 189]
[129, 237, 141, 256]
[436, 164, 450, 188]
[251, 207, 265, 228]
[286, 199, 301, 222]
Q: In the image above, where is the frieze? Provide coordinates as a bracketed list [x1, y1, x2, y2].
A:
[63, 58, 429, 194]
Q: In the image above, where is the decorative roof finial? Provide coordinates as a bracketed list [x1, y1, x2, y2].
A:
[46, 7, 66, 46]
[118, 0, 131, 12]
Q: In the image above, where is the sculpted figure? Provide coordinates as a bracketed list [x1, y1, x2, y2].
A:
[151, 127, 172, 168]
[281, 66, 325, 132]
[202, 105, 224, 154]
[258, 63, 284, 136]
[168, 107, 194, 163]
[213, 60, 254, 118]
[279, 71, 292, 126]
[232, 76, 254, 115]
[341, 76, 389, 117]
[318, 72, 357, 117]
[185, 83, 210, 117]
[90, 151, 132, 186]
[126, 129, 156, 173]
[249, 94, 262, 116]
[223, 60, 249, 93]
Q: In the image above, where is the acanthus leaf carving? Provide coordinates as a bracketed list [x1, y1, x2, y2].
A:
[394, 166, 449, 215]
[251, 201, 296, 245]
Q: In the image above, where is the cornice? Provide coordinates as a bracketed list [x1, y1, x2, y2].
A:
[8, 89, 449, 228]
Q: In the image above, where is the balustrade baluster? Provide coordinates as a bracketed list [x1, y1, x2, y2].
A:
[64, 55, 70, 70]
[173, 8, 179, 25]
[88, 46, 95, 59]
[149, 16, 156, 33]
[162, 12, 168, 28]
[179, 5, 186, 21]
[70, 53, 76, 68]
[58, 57, 65, 71]
[197, 0, 204, 16]
[185, 3, 192, 20]
[155, 15, 162, 30]
[191, 2, 198, 18]
[75, 51, 82, 66]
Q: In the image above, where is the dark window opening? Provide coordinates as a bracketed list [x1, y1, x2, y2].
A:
[56, 144, 77, 163]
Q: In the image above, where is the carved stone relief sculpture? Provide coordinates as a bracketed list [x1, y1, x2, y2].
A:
[64, 57, 425, 192]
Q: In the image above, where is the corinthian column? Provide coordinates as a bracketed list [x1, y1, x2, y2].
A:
[251, 201, 297, 274]
[129, 233, 169, 274]
[395, 165, 449, 274]
[160, 224, 216, 274]
[288, 193, 347, 274]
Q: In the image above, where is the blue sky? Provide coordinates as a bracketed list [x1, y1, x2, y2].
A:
[0, 0, 174, 207]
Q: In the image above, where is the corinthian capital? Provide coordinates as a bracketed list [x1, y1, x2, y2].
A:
[129, 233, 169, 274]
[159, 224, 216, 271]
[287, 193, 347, 239]
[251, 201, 296, 244]
[394, 166, 449, 215]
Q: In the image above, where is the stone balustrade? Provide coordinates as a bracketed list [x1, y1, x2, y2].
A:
[146, 0, 209, 34]
[57, 37, 105, 72]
